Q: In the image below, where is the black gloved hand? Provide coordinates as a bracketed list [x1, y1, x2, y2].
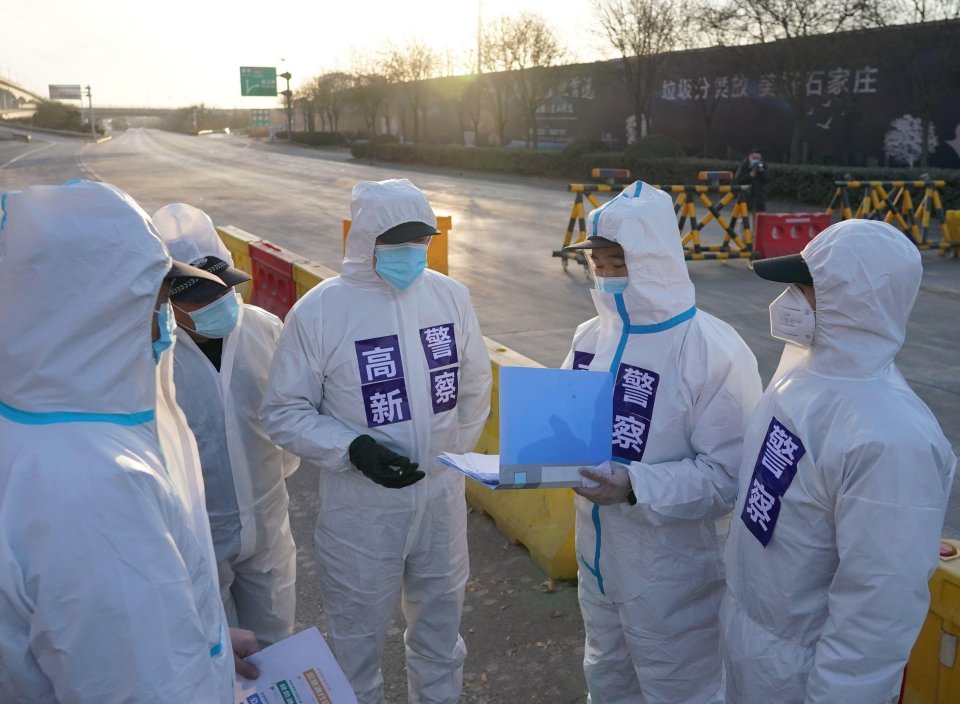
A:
[348, 435, 425, 489]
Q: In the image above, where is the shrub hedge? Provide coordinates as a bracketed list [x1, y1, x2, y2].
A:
[289, 131, 348, 146]
[349, 142, 959, 209]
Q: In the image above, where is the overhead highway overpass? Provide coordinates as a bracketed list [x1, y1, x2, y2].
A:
[0, 77, 235, 121]
[0, 77, 42, 119]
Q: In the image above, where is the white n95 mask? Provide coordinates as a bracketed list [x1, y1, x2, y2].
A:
[769, 285, 816, 347]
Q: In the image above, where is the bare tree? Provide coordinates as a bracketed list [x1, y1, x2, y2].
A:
[596, 0, 685, 141]
[481, 17, 515, 146]
[434, 74, 488, 145]
[295, 95, 313, 132]
[707, 0, 885, 162]
[670, 7, 740, 156]
[311, 72, 351, 133]
[480, 13, 565, 148]
[439, 51, 488, 145]
[294, 85, 316, 132]
[385, 40, 439, 143]
[348, 71, 390, 137]
[461, 78, 487, 144]
[507, 13, 565, 148]
[881, 1, 960, 166]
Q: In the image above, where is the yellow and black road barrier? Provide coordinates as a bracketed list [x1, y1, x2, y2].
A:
[555, 183, 754, 267]
[826, 180, 956, 256]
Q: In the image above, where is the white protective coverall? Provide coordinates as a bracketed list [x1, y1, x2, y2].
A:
[154, 203, 298, 645]
[0, 181, 233, 702]
[721, 220, 956, 704]
[260, 179, 492, 704]
[562, 181, 762, 704]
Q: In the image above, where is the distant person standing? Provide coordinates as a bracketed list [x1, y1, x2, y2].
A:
[736, 148, 769, 216]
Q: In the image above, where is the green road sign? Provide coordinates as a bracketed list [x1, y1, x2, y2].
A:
[250, 109, 271, 127]
[240, 67, 277, 97]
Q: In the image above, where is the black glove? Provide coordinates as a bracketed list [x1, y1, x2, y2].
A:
[348, 435, 425, 489]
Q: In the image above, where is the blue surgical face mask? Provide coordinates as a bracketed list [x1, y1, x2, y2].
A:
[178, 291, 241, 339]
[374, 243, 428, 291]
[153, 302, 175, 363]
[596, 276, 629, 294]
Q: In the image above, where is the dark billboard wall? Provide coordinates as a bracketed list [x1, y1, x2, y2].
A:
[645, 22, 960, 167]
[412, 20, 960, 167]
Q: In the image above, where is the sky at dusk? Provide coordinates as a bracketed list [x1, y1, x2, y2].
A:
[4, 0, 614, 108]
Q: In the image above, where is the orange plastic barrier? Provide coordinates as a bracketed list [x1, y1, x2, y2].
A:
[753, 213, 833, 259]
[248, 240, 305, 320]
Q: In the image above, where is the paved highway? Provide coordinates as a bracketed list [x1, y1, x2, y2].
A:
[2, 128, 959, 701]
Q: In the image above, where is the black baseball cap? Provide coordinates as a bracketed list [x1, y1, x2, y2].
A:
[168, 256, 250, 303]
[563, 236, 620, 252]
[377, 221, 441, 244]
[752, 253, 813, 285]
[166, 259, 225, 285]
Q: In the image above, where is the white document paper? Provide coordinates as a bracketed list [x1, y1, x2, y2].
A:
[234, 627, 357, 704]
[437, 452, 601, 489]
[437, 452, 501, 487]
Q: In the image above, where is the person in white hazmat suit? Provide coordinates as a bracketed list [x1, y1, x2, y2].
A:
[721, 219, 956, 704]
[560, 180, 763, 704]
[153, 203, 298, 646]
[260, 178, 492, 704]
[0, 181, 255, 702]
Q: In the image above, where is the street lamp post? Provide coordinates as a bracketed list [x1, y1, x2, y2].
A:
[279, 71, 293, 142]
[85, 85, 96, 141]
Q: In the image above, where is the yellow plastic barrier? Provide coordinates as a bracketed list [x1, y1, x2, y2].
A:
[342, 215, 452, 275]
[466, 340, 578, 580]
[216, 226, 260, 302]
[944, 211, 960, 259]
[904, 549, 960, 702]
[293, 261, 341, 299]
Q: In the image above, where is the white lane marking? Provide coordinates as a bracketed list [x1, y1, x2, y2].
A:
[0, 139, 56, 170]
[77, 145, 103, 181]
[76, 137, 109, 181]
